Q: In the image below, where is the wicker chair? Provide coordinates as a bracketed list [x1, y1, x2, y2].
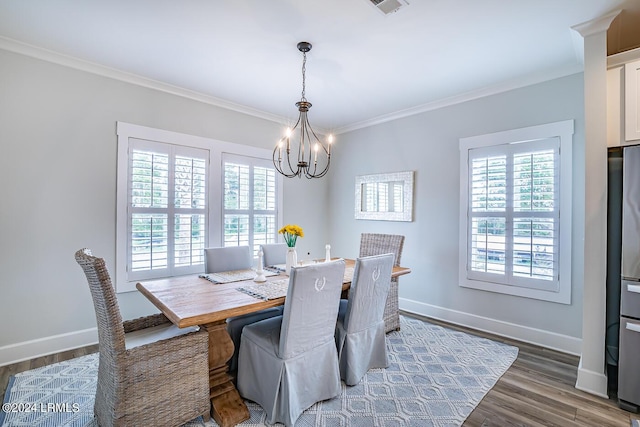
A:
[75, 249, 210, 427]
[359, 233, 405, 333]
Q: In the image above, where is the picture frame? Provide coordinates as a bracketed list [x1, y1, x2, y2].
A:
[354, 170, 414, 221]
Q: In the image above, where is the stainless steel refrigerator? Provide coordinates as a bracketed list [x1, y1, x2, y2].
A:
[619, 144, 640, 412]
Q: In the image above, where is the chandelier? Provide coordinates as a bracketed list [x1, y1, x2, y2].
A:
[273, 41, 333, 179]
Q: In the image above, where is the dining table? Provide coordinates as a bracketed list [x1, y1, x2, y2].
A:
[136, 258, 411, 427]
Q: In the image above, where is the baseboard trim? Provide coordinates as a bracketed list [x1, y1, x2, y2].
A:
[400, 298, 582, 356]
[2, 301, 583, 367]
[575, 356, 609, 398]
[0, 328, 98, 367]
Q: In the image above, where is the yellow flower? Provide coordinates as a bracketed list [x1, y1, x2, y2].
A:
[279, 224, 304, 247]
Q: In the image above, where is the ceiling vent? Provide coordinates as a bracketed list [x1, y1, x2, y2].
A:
[368, 0, 409, 15]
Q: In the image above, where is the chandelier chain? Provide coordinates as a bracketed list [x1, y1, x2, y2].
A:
[301, 51, 307, 101]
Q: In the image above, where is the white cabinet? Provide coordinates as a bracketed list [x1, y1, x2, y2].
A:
[607, 65, 624, 147]
[626, 59, 640, 141]
[607, 49, 640, 147]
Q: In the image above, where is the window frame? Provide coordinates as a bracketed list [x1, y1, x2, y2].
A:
[458, 120, 574, 304]
[116, 122, 283, 293]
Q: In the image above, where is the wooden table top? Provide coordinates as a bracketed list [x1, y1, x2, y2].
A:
[137, 258, 411, 328]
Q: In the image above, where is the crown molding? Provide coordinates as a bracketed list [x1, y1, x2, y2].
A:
[0, 36, 290, 126]
[0, 35, 582, 137]
[333, 64, 584, 135]
[571, 9, 621, 38]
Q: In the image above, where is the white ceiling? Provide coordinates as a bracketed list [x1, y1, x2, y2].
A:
[0, 1, 634, 133]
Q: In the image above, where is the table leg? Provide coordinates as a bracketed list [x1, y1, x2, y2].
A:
[200, 321, 250, 427]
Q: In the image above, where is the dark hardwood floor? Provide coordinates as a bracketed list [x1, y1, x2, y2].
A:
[413, 315, 634, 427]
[0, 315, 635, 426]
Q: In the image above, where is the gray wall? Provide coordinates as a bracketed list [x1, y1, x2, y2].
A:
[329, 73, 586, 344]
[0, 49, 330, 350]
[0, 46, 585, 361]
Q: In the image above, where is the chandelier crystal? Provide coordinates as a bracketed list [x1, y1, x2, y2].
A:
[273, 41, 333, 179]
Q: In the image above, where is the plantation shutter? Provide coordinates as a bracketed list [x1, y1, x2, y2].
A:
[128, 138, 208, 281]
[467, 138, 559, 292]
[223, 154, 278, 257]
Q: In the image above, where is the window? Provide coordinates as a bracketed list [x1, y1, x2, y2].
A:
[223, 154, 278, 256]
[458, 120, 573, 304]
[128, 139, 208, 282]
[116, 122, 282, 292]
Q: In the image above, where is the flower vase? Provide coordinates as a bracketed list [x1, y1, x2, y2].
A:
[285, 247, 298, 275]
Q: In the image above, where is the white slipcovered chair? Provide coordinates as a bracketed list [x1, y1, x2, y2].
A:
[204, 245, 283, 372]
[335, 253, 394, 386]
[204, 245, 253, 273]
[237, 259, 346, 427]
[260, 243, 288, 270]
[359, 233, 405, 332]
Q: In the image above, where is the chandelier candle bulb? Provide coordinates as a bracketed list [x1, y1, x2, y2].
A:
[286, 133, 291, 152]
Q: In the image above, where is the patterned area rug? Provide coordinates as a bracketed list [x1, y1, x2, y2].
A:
[1, 316, 518, 427]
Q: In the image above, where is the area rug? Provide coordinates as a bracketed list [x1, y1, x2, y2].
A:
[0, 316, 518, 427]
